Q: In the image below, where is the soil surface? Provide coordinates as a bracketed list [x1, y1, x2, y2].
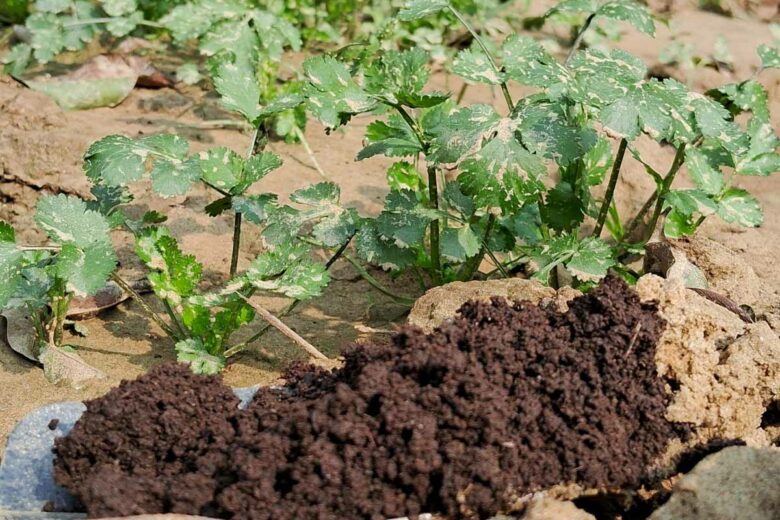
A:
[53, 276, 683, 519]
[2, 0, 780, 467]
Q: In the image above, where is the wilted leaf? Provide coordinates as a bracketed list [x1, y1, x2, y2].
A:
[40, 344, 105, 387]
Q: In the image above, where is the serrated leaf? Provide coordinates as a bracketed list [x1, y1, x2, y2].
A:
[364, 48, 438, 108]
[356, 221, 418, 270]
[3, 44, 32, 76]
[583, 137, 614, 185]
[290, 182, 340, 206]
[176, 338, 225, 375]
[151, 156, 201, 197]
[198, 147, 245, 192]
[717, 188, 763, 227]
[398, 0, 450, 21]
[237, 152, 282, 193]
[37, 0, 70, 13]
[262, 206, 305, 247]
[430, 104, 501, 164]
[711, 81, 769, 122]
[161, 0, 246, 42]
[106, 12, 142, 37]
[27, 13, 65, 63]
[686, 148, 724, 195]
[452, 48, 504, 85]
[541, 182, 585, 232]
[596, 0, 655, 36]
[303, 56, 376, 130]
[258, 93, 305, 119]
[139, 232, 202, 301]
[358, 117, 423, 160]
[0, 236, 23, 309]
[518, 100, 597, 165]
[530, 234, 614, 284]
[569, 48, 646, 107]
[213, 58, 261, 123]
[441, 226, 480, 262]
[545, 0, 598, 16]
[376, 190, 433, 248]
[735, 119, 780, 176]
[313, 209, 358, 248]
[691, 96, 748, 155]
[758, 45, 780, 69]
[502, 35, 570, 92]
[246, 242, 310, 280]
[56, 242, 117, 297]
[443, 182, 474, 217]
[387, 162, 426, 195]
[272, 261, 330, 299]
[35, 195, 112, 248]
[233, 194, 278, 225]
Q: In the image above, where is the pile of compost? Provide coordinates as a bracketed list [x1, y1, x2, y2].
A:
[53, 276, 684, 519]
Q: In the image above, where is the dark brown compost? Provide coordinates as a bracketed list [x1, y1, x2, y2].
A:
[53, 275, 683, 519]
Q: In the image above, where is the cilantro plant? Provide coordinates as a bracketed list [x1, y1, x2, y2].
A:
[296, 0, 780, 288]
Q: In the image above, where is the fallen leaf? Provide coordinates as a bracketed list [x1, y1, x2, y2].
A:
[40, 344, 104, 387]
[0, 308, 41, 363]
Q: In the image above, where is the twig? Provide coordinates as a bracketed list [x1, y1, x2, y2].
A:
[237, 295, 328, 360]
[593, 138, 628, 238]
[624, 323, 642, 358]
[293, 127, 330, 180]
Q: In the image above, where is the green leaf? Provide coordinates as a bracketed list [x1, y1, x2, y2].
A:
[376, 190, 433, 248]
[358, 116, 423, 160]
[245, 245, 330, 300]
[198, 147, 245, 192]
[290, 182, 340, 206]
[443, 182, 474, 217]
[518, 100, 597, 165]
[83, 135, 144, 186]
[356, 221, 418, 270]
[545, 0, 598, 16]
[238, 152, 282, 194]
[150, 156, 201, 197]
[441, 225, 480, 262]
[452, 48, 504, 85]
[303, 56, 376, 130]
[665, 189, 718, 217]
[312, 209, 358, 248]
[583, 137, 614, 185]
[272, 261, 330, 300]
[246, 242, 310, 280]
[106, 11, 142, 37]
[710, 81, 769, 122]
[3, 44, 32, 76]
[27, 12, 65, 62]
[735, 119, 780, 176]
[758, 45, 780, 69]
[176, 338, 225, 375]
[685, 148, 724, 195]
[364, 48, 441, 108]
[597, 0, 655, 36]
[691, 97, 748, 155]
[430, 104, 500, 164]
[541, 182, 585, 231]
[37, 0, 70, 13]
[233, 194, 277, 225]
[569, 48, 646, 107]
[56, 241, 117, 297]
[501, 35, 570, 92]
[138, 232, 203, 301]
[398, 0, 450, 21]
[717, 188, 763, 227]
[212, 55, 261, 123]
[0, 229, 23, 309]
[387, 162, 426, 195]
[35, 195, 112, 248]
[664, 209, 697, 239]
[530, 234, 614, 284]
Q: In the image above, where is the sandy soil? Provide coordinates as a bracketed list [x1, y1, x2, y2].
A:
[1, 4, 779, 458]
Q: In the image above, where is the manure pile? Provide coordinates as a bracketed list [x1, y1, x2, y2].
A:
[53, 276, 684, 519]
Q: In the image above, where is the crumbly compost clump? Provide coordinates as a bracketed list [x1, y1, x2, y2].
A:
[54, 276, 682, 519]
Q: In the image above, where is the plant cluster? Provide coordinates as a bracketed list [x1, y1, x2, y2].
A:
[1, 0, 779, 376]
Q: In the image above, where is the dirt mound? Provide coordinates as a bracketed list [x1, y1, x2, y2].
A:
[53, 276, 683, 519]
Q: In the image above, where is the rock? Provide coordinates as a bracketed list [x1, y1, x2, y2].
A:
[636, 275, 780, 456]
[517, 494, 595, 520]
[408, 278, 579, 333]
[650, 446, 780, 520]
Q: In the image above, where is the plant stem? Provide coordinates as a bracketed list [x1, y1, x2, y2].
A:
[623, 192, 657, 242]
[644, 143, 687, 242]
[565, 12, 597, 65]
[394, 105, 427, 149]
[427, 164, 442, 285]
[110, 273, 178, 340]
[593, 138, 627, 238]
[448, 5, 514, 111]
[237, 295, 328, 360]
[456, 83, 469, 104]
[229, 126, 264, 278]
[162, 300, 188, 339]
[343, 255, 417, 306]
[62, 18, 164, 29]
[293, 126, 329, 180]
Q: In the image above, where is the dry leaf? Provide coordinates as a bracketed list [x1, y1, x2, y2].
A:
[0, 308, 41, 363]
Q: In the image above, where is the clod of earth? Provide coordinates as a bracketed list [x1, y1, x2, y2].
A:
[53, 276, 683, 519]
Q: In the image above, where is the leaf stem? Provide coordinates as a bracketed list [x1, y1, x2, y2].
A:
[237, 295, 328, 360]
[110, 273, 178, 340]
[162, 299, 188, 339]
[427, 164, 442, 285]
[343, 254, 417, 306]
[62, 18, 164, 29]
[644, 143, 687, 242]
[448, 5, 514, 111]
[565, 12, 597, 65]
[293, 126, 330, 180]
[593, 138, 627, 237]
[394, 105, 427, 149]
[457, 213, 496, 281]
[229, 126, 263, 278]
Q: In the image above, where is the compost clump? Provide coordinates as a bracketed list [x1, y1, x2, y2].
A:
[54, 276, 682, 519]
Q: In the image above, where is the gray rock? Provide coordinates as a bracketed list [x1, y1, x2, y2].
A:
[650, 446, 780, 520]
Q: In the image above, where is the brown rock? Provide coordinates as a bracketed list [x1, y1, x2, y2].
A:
[636, 275, 780, 454]
[408, 278, 579, 332]
[650, 446, 780, 520]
